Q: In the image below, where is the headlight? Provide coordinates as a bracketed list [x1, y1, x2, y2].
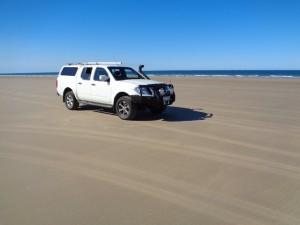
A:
[134, 87, 153, 96]
[167, 84, 174, 95]
[158, 88, 165, 96]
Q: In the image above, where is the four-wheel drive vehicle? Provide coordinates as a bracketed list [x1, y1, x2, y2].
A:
[56, 62, 175, 120]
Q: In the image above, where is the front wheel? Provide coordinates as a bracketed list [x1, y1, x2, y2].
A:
[115, 96, 137, 120]
[64, 91, 79, 110]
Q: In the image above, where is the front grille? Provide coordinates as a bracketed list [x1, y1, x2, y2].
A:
[145, 84, 170, 97]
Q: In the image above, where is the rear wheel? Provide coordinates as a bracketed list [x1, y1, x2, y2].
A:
[64, 91, 79, 110]
[116, 96, 137, 120]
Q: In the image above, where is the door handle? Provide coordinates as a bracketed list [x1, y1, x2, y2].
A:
[78, 82, 82, 85]
[91, 83, 96, 86]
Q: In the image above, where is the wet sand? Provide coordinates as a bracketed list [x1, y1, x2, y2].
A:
[0, 77, 300, 225]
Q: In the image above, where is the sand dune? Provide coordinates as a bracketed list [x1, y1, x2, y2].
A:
[0, 77, 300, 225]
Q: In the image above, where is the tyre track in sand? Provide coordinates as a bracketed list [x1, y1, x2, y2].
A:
[1, 142, 299, 225]
[140, 121, 300, 158]
[208, 117, 300, 138]
[3, 88, 299, 139]
[1, 94, 61, 109]
[1, 125, 300, 181]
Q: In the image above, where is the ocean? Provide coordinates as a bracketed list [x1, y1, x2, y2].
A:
[0, 70, 300, 78]
[146, 70, 300, 78]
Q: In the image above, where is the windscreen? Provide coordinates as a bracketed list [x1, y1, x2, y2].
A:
[108, 67, 144, 80]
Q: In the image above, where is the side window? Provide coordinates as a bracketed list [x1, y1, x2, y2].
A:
[81, 67, 93, 80]
[60, 67, 78, 76]
[94, 68, 109, 81]
[110, 68, 124, 80]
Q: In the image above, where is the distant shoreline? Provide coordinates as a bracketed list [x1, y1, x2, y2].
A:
[1, 70, 300, 78]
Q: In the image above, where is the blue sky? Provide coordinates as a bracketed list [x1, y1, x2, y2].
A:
[0, 0, 299, 72]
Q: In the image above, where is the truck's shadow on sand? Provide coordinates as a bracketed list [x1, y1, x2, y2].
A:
[135, 107, 213, 122]
[78, 105, 213, 122]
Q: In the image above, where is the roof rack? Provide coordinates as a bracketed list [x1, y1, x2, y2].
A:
[67, 61, 122, 65]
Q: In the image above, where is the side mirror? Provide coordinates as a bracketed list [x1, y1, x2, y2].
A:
[99, 75, 109, 82]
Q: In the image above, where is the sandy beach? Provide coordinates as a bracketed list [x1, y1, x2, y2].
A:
[0, 76, 300, 225]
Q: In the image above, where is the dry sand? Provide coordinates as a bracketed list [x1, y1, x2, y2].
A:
[0, 77, 300, 225]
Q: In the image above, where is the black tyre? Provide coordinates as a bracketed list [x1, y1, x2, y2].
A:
[149, 104, 166, 114]
[115, 96, 137, 120]
[64, 91, 79, 110]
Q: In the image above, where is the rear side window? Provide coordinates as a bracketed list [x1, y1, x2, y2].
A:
[81, 67, 93, 80]
[60, 67, 78, 76]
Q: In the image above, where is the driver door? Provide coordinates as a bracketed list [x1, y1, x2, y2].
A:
[90, 67, 112, 105]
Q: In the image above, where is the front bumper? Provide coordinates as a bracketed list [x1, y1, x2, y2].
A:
[131, 93, 175, 107]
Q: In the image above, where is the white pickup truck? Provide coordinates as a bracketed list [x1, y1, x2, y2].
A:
[56, 62, 175, 120]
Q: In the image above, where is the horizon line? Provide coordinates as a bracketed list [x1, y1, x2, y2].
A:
[1, 69, 300, 75]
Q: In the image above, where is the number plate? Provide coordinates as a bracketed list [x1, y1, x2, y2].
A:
[163, 96, 170, 105]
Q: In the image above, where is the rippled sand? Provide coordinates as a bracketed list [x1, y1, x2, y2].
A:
[0, 77, 300, 225]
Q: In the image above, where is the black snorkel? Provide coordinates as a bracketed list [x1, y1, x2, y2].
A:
[139, 65, 150, 80]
